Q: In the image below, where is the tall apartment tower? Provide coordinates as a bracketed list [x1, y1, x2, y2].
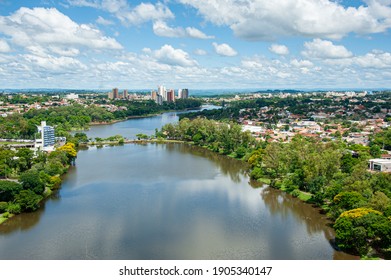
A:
[113, 88, 119, 99]
[158, 85, 167, 101]
[36, 121, 55, 151]
[151, 90, 157, 102]
[123, 90, 128, 99]
[167, 89, 175, 102]
[156, 94, 163, 105]
[178, 88, 189, 99]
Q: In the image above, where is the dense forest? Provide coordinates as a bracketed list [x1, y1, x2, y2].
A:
[160, 117, 391, 258]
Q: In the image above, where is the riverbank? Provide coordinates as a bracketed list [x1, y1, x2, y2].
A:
[0, 143, 76, 226]
[89, 106, 203, 127]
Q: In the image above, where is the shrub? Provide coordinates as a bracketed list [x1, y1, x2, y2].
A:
[0, 201, 8, 213]
[0, 181, 23, 202]
[250, 167, 263, 180]
[49, 176, 62, 190]
[14, 190, 42, 212]
[291, 189, 301, 198]
[333, 191, 367, 210]
[6, 203, 21, 214]
[2, 212, 10, 218]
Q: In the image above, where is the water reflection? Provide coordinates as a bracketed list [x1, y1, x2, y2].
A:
[0, 143, 357, 260]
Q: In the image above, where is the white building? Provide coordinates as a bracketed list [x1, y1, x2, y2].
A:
[65, 93, 79, 100]
[158, 85, 167, 101]
[369, 159, 391, 172]
[36, 121, 55, 152]
[178, 88, 189, 99]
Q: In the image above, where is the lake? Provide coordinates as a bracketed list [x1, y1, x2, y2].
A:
[0, 110, 356, 259]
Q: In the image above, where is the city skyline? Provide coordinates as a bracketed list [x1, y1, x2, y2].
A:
[0, 1, 391, 89]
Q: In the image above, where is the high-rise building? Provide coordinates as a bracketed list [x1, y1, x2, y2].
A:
[113, 88, 119, 99]
[123, 90, 128, 99]
[158, 85, 167, 101]
[151, 90, 157, 102]
[36, 121, 55, 151]
[167, 89, 175, 102]
[156, 94, 163, 105]
[178, 88, 189, 99]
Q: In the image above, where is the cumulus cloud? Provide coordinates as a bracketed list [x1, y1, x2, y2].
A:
[153, 21, 213, 39]
[212, 42, 238, 56]
[269, 44, 289, 55]
[23, 53, 87, 72]
[0, 39, 11, 52]
[96, 16, 114, 25]
[119, 2, 174, 25]
[68, 1, 175, 25]
[0, 7, 122, 54]
[355, 50, 391, 68]
[302, 39, 353, 59]
[152, 44, 198, 67]
[179, 0, 391, 40]
[153, 21, 184, 37]
[290, 59, 314, 68]
[185, 27, 214, 39]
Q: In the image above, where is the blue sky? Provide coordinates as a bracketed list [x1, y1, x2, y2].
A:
[0, 0, 390, 90]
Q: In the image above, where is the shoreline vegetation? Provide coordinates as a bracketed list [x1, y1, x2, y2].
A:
[156, 117, 391, 260]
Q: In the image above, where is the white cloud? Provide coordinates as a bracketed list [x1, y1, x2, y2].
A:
[185, 27, 214, 39]
[23, 53, 87, 72]
[49, 47, 80, 57]
[212, 42, 238, 57]
[153, 21, 185, 37]
[194, 49, 207, 56]
[101, 0, 127, 13]
[152, 44, 198, 67]
[117, 2, 174, 25]
[269, 44, 289, 55]
[302, 39, 353, 59]
[0, 39, 11, 52]
[67, 0, 174, 25]
[179, 0, 391, 40]
[290, 59, 314, 68]
[153, 21, 213, 39]
[96, 16, 114, 25]
[0, 7, 122, 53]
[355, 50, 391, 68]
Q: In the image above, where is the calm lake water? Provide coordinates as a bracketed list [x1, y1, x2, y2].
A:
[82, 105, 220, 140]
[0, 110, 357, 260]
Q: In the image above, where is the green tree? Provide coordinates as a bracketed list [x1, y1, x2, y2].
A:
[0, 180, 22, 202]
[19, 169, 45, 194]
[136, 133, 149, 140]
[369, 144, 382, 158]
[370, 191, 391, 212]
[14, 189, 42, 212]
[334, 208, 391, 255]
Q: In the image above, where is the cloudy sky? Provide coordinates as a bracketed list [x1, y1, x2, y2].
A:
[0, 0, 391, 90]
